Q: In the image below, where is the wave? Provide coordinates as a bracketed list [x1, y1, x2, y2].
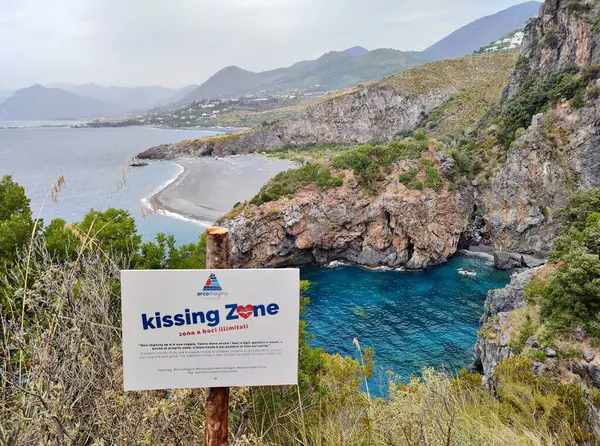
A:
[140, 162, 213, 227]
[458, 249, 494, 262]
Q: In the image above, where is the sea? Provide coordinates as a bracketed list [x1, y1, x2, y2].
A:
[0, 122, 512, 395]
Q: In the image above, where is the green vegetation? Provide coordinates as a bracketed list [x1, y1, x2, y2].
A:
[594, 11, 600, 31]
[498, 63, 585, 148]
[249, 163, 340, 206]
[424, 165, 444, 191]
[568, 1, 592, 16]
[523, 189, 600, 338]
[332, 140, 426, 192]
[0, 175, 35, 270]
[399, 168, 418, 184]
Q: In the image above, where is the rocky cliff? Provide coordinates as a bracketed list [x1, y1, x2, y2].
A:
[138, 54, 517, 160]
[504, 0, 600, 99]
[482, 0, 600, 257]
[221, 156, 473, 270]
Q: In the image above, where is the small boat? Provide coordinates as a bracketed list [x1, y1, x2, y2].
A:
[458, 268, 477, 277]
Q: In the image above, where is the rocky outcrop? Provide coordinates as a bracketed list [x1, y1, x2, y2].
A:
[485, 0, 600, 256]
[221, 166, 473, 270]
[504, 0, 600, 99]
[474, 267, 542, 383]
[483, 95, 600, 255]
[138, 85, 453, 159]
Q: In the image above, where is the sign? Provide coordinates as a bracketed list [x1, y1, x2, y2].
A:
[121, 269, 300, 391]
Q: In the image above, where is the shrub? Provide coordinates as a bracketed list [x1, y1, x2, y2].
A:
[408, 180, 424, 191]
[498, 64, 584, 148]
[399, 168, 418, 184]
[331, 175, 344, 187]
[332, 141, 426, 192]
[424, 166, 444, 191]
[568, 1, 591, 16]
[250, 163, 334, 206]
[447, 183, 455, 192]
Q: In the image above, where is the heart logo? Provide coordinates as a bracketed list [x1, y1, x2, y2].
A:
[236, 305, 254, 319]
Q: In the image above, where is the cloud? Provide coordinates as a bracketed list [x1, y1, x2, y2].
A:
[0, 0, 534, 90]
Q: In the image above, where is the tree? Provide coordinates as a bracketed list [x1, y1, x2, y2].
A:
[139, 233, 206, 270]
[77, 208, 141, 262]
[0, 175, 34, 268]
[43, 218, 81, 261]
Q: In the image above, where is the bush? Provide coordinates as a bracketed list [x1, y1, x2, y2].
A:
[250, 163, 334, 206]
[424, 166, 444, 191]
[498, 64, 584, 148]
[332, 141, 426, 193]
[408, 180, 424, 191]
[399, 168, 418, 184]
[568, 1, 591, 16]
[331, 175, 344, 187]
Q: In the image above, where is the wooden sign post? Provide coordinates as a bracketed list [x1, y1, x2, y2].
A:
[120, 226, 299, 445]
[205, 226, 231, 446]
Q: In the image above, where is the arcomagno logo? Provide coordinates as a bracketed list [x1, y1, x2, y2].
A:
[197, 273, 228, 297]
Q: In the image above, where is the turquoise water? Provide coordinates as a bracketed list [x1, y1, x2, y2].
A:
[301, 255, 512, 395]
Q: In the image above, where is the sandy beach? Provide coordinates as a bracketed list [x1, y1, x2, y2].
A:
[150, 155, 296, 224]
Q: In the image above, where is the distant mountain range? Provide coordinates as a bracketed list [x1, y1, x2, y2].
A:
[176, 2, 540, 104]
[45, 83, 198, 112]
[176, 47, 428, 105]
[423, 1, 540, 61]
[0, 85, 116, 120]
[0, 2, 540, 120]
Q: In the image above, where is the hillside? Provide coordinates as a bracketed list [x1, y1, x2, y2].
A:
[139, 52, 517, 160]
[0, 85, 116, 120]
[177, 48, 429, 105]
[424, 1, 541, 61]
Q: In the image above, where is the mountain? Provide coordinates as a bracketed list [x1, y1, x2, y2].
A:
[177, 48, 429, 105]
[46, 83, 198, 113]
[0, 89, 12, 104]
[344, 46, 369, 57]
[44, 83, 197, 112]
[0, 85, 116, 120]
[423, 1, 541, 61]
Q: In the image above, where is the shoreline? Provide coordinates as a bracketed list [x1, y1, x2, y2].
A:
[143, 155, 295, 226]
[141, 162, 212, 227]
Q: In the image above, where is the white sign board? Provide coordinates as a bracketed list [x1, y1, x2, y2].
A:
[121, 269, 300, 391]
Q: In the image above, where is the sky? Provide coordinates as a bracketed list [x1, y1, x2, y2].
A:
[0, 0, 535, 90]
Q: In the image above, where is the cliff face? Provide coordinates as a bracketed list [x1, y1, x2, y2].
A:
[483, 100, 600, 255]
[484, 0, 600, 256]
[139, 86, 452, 160]
[222, 163, 473, 270]
[504, 0, 600, 99]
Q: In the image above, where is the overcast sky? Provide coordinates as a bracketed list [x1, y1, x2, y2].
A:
[0, 0, 533, 90]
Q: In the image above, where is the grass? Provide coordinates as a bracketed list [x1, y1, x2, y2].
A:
[248, 163, 342, 206]
[378, 53, 518, 97]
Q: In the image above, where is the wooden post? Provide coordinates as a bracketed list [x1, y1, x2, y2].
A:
[205, 226, 230, 446]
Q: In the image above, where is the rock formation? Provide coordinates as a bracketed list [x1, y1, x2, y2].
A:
[222, 163, 472, 270]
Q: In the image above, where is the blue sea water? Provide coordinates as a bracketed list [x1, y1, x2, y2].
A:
[301, 255, 512, 395]
[0, 123, 512, 391]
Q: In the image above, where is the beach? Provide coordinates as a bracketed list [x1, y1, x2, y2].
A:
[149, 155, 296, 224]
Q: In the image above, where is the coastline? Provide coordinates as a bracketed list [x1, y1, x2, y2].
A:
[143, 155, 295, 226]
